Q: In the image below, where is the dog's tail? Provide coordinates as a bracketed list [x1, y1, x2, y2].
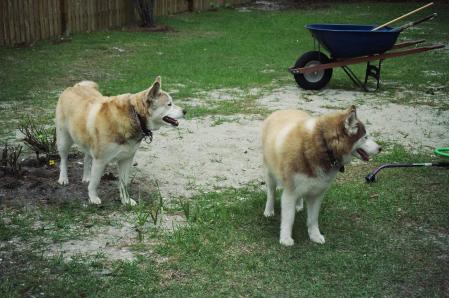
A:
[75, 80, 99, 90]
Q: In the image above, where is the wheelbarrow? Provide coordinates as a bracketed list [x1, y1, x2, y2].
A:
[289, 13, 445, 91]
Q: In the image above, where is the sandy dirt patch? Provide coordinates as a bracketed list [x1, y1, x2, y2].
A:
[43, 213, 186, 261]
[134, 86, 449, 200]
[1, 212, 186, 262]
[2, 86, 447, 261]
[257, 86, 449, 149]
[45, 222, 137, 262]
[134, 116, 263, 199]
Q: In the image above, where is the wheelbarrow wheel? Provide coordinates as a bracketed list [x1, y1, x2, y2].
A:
[293, 51, 332, 90]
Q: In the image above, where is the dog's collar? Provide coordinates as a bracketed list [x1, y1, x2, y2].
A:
[131, 106, 153, 143]
[326, 149, 345, 173]
[320, 130, 345, 173]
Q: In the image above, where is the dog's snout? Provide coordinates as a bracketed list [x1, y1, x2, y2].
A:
[378, 147, 382, 153]
[182, 109, 187, 115]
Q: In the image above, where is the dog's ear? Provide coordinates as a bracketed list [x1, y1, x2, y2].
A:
[147, 76, 161, 101]
[344, 105, 358, 135]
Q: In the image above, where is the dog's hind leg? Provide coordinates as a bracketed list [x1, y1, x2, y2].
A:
[306, 195, 325, 244]
[82, 153, 92, 183]
[56, 125, 73, 185]
[118, 156, 137, 206]
[279, 189, 298, 246]
[263, 168, 277, 217]
[88, 158, 107, 205]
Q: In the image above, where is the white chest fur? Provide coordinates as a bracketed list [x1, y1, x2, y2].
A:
[292, 169, 338, 198]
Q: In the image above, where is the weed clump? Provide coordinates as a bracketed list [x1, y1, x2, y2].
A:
[1, 143, 23, 176]
[18, 116, 57, 162]
[133, 182, 165, 242]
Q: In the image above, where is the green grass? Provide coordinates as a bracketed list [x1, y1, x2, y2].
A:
[0, 2, 448, 135]
[1, 2, 448, 296]
[1, 146, 448, 297]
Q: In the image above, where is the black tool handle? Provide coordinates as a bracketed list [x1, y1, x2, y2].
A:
[398, 13, 437, 31]
[365, 161, 449, 183]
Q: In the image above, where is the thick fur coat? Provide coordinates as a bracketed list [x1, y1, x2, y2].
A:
[262, 106, 380, 246]
[56, 77, 185, 205]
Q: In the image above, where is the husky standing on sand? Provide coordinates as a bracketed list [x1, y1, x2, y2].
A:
[56, 76, 185, 206]
[262, 106, 381, 246]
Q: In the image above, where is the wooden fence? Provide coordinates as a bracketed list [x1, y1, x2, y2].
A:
[0, 0, 248, 47]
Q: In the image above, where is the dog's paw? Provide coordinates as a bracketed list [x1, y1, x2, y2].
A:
[89, 197, 102, 205]
[309, 233, 325, 244]
[279, 236, 294, 246]
[82, 177, 90, 183]
[295, 200, 304, 212]
[264, 209, 275, 217]
[58, 177, 69, 185]
[122, 198, 137, 206]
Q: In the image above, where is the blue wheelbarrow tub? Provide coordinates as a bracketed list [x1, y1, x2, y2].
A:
[306, 24, 401, 58]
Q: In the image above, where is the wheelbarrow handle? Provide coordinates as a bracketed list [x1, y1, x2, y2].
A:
[397, 13, 437, 31]
[372, 2, 434, 31]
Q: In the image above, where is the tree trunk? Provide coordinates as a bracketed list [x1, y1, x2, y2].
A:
[134, 0, 156, 28]
[187, 0, 194, 12]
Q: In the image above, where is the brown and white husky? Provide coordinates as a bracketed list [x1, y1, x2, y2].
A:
[262, 106, 381, 246]
[56, 76, 185, 206]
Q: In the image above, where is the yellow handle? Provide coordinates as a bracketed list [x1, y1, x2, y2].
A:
[372, 2, 434, 31]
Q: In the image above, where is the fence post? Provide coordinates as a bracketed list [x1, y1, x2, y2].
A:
[59, 0, 68, 35]
[187, 0, 193, 11]
[125, 0, 135, 25]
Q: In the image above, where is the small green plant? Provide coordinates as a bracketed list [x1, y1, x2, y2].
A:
[121, 180, 151, 242]
[178, 199, 200, 222]
[18, 116, 57, 161]
[1, 143, 23, 176]
[135, 200, 151, 242]
[148, 182, 164, 225]
[179, 199, 191, 220]
[133, 182, 165, 241]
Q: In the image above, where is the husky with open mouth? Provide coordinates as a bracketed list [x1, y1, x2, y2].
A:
[56, 76, 185, 206]
[262, 106, 381, 246]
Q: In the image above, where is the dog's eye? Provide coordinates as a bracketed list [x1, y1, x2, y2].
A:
[168, 103, 172, 106]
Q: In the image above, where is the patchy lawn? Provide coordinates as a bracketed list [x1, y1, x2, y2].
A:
[1, 1, 448, 297]
[1, 147, 448, 296]
[1, 1, 448, 138]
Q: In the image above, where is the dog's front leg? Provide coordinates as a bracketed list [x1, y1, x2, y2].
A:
[306, 195, 325, 244]
[279, 189, 298, 246]
[118, 156, 137, 206]
[87, 158, 107, 205]
[58, 153, 69, 185]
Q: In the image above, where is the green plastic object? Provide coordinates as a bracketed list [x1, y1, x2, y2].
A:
[434, 147, 449, 157]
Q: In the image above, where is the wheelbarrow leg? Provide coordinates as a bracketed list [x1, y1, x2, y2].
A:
[340, 60, 383, 92]
[364, 60, 382, 91]
[341, 66, 368, 91]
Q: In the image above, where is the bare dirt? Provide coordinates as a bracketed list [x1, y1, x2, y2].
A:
[237, 0, 329, 12]
[135, 86, 449, 200]
[2, 86, 448, 204]
[121, 24, 176, 33]
[41, 213, 186, 262]
[1, 85, 448, 261]
[0, 155, 124, 207]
